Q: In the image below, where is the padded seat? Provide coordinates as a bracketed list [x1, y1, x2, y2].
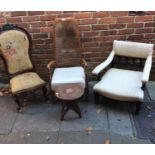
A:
[10, 72, 46, 94]
[51, 66, 85, 90]
[93, 68, 144, 102]
[51, 66, 85, 100]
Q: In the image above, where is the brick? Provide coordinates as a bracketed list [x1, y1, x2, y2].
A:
[117, 29, 134, 35]
[110, 11, 128, 17]
[6, 17, 22, 23]
[83, 42, 98, 47]
[144, 34, 155, 39]
[99, 17, 116, 24]
[11, 11, 26, 17]
[80, 19, 97, 25]
[117, 17, 134, 23]
[145, 22, 155, 27]
[58, 13, 74, 18]
[135, 16, 154, 22]
[127, 23, 144, 28]
[28, 11, 45, 16]
[147, 11, 155, 15]
[93, 12, 109, 18]
[31, 22, 46, 28]
[127, 34, 144, 40]
[23, 16, 39, 22]
[74, 13, 92, 19]
[40, 27, 53, 33]
[82, 31, 99, 37]
[136, 28, 153, 34]
[100, 30, 117, 35]
[92, 25, 108, 30]
[46, 11, 63, 14]
[26, 28, 40, 33]
[109, 23, 126, 29]
[40, 15, 56, 21]
[79, 25, 91, 31]
[32, 33, 48, 39]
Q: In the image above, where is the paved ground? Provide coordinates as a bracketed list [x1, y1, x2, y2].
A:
[0, 82, 151, 144]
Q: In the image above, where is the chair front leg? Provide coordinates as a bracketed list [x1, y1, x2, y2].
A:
[42, 85, 48, 101]
[135, 102, 142, 115]
[12, 94, 22, 112]
[94, 92, 100, 104]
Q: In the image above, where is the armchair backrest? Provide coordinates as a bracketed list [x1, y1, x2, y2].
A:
[54, 18, 82, 67]
[113, 40, 153, 58]
[112, 40, 154, 71]
[0, 24, 33, 75]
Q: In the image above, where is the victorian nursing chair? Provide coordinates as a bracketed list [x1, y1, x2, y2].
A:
[0, 24, 47, 112]
[47, 18, 88, 120]
[92, 40, 154, 114]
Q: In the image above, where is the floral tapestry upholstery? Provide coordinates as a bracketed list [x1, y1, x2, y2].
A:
[54, 18, 82, 67]
[0, 30, 33, 74]
[10, 72, 45, 94]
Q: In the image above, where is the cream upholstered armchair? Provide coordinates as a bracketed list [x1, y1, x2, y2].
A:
[92, 40, 154, 114]
[0, 24, 47, 112]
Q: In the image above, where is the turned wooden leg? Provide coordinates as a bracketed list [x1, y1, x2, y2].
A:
[84, 80, 89, 102]
[135, 102, 142, 115]
[70, 103, 82, 118]
[13, 94, 22, 113]
[94, 92, 100, 104]
[42, 86, 48, 101]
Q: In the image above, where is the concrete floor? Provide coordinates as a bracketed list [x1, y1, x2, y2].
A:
[0, 82, 151, 144]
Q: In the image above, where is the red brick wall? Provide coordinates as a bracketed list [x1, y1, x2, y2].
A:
[0, 11, 155, 81]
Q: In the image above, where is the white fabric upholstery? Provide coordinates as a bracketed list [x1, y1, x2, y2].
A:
[113, 40, 153, 58]
[92, 51, 115, 75]
[51, 66, 85, 90]
[142, 56, 152, 83]
[93, 68, 144, 102]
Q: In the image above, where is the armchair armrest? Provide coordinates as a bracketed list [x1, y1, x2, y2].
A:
[92, 51, 115, 75]
[81, 58, 88, 68]
[47, 60, 56, 70]
[142, 56, 152, 83]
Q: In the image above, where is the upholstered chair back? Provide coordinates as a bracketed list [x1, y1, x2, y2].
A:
[113, 40, 153, 58]
[0, 26, 33, 75]
[54, 18, 82, 67]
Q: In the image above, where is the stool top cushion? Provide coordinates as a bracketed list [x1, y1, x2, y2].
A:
[51, 66, 85, 90]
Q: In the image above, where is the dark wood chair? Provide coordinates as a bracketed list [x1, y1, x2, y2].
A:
[0, 24, 47, 112]
[47, 18, 88, 120]
[92, 40, 154, 114]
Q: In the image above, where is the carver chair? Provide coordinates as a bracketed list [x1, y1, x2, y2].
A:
[92, 40, 154, 114]
[47, 18, 88, 120]
[0, 24, 47, 112]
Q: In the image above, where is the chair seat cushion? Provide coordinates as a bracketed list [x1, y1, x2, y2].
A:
[10, 72, 45, 94]
[93, 68, 144, 102]
[51, 66, 85, 100]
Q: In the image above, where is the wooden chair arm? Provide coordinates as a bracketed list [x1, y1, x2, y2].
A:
[47, 60, 56, 70]
[81, 58, 88, 68]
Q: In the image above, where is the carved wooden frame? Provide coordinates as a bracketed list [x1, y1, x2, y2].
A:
[0, 24, 47, 112]
[94, 55, 146, 114]
[47, 18, 89, 120]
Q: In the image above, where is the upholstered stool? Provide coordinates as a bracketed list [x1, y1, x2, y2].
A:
[51, 66, 85, 120]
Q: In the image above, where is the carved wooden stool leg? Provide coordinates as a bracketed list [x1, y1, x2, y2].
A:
[69, 102, 82, 118]
[60, 102, 82, 120]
